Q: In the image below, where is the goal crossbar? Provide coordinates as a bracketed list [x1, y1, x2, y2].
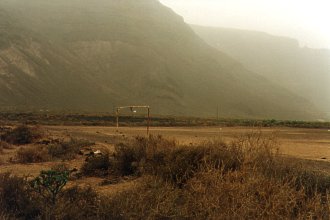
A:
[116, 105, 150, 135]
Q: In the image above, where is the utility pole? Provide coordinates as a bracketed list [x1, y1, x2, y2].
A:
[116, 108, 119, 129]
[147, 107, 150, 135]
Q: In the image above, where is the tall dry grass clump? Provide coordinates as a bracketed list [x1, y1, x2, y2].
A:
[111, 135, 244, 186]
[97, 133, 329, 219]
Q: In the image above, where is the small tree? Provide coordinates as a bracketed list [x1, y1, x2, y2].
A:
[30, 170, 69, 206]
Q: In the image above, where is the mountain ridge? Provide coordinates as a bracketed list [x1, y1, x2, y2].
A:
[0, 0, 322, 120]
[191, 24, 330, 119]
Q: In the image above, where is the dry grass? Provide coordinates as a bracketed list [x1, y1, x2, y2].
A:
[100, 171, 328, 219]
[11, 138, 94, 164]
[48, 138, 94, 160]
[15, 145, 50, 163]
[0, 132, 329, 219]
[1, 125, 42, 145]
[97, 133, 329, 219]
[0, 141, 13, 150]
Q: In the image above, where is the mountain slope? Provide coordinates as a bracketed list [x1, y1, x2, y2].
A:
[0, 0, 321, 119]
[192, 25, 330, 119]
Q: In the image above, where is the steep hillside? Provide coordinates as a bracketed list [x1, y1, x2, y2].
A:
[192, 25, 330, 119]
[0, 0, 321, 119]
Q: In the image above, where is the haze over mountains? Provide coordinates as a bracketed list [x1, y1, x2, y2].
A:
[192, 25, 330, 119]
[0, 0, 323, 120]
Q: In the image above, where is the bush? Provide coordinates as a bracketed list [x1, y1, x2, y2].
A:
[1, 125, 41, 145]
[30, 170, 70, 206]
[0, 173, 41, 219]
[15, 145, 50, 163]
[261, 159, 330, 196]
[112, 136, 243, 186]
[184, 170, 329, 219]
[97, 173, 329, 219]
[0, 172, 100, 219]
[0, 141, 12, 150]
[112, 142, 145, 176]
[13, 138, 93, 163]
[54, 186, 99, 219]
[112, 135, 176, 176]
[97, 177, 184, 219]
[81, 153, 110, 176]
[48, 138, 94, 160]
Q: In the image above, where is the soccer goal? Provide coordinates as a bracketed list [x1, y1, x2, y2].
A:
[115, 105, 150, 135]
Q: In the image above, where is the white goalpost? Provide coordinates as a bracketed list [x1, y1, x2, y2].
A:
[116, 105, 150, 135]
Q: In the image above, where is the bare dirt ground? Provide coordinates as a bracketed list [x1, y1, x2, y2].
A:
[1, 125, 329, 194]
[46, 125, 330, 162]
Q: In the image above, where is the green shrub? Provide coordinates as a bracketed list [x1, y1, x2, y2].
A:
[30, 170, 70, 205]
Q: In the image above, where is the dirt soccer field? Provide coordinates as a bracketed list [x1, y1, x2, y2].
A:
[45, 125, 330, 162]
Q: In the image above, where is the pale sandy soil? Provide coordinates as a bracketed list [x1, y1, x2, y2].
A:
[46, 125, 330, 162]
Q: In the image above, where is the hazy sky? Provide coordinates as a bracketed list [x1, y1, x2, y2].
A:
[159, 0, 330, 49]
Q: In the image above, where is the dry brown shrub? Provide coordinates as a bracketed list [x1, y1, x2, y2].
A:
[111, 135, 244, 187]
[0, 141, 13, 150]
[112, 135, 176, 176]
[1, 125, 43, 145]
[0, 173, 100, 219]
[15, 145, 50, 163]
[97, 133, 329, 219]
[48, 138, 94, 160]
[97, 176, 186, 219]
[97, 170, 329, 219]
[81, 152, 110, 177]
[232, 131, 280, 168]
[0, 173, 42, 219]
[185, 170, 329, 219]
[50, 186, 99, 220]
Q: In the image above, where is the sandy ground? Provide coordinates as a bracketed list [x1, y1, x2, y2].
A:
[46, 125, 330, 162]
